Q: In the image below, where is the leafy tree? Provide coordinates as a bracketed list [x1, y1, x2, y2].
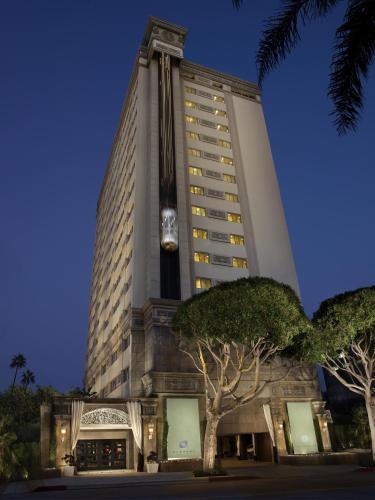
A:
[310, 287, 375, 462]
[234, 0, 375, 134]
[65, 386, 97, 398]
[172, 277, 310, 471]
[0, 417, 18, 480]
[21, 370, 36, 387]
[10, 353, 26, 390]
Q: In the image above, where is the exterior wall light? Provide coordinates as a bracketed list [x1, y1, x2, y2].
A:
[148, 422, 155, 440]
[61, 427, 67, 443]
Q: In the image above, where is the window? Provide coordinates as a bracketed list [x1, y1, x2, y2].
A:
[186, 115, 198, 124]
[111, 351, 118, 365]
[185, 86, 197, 95]
[193, 228, 208, 239]
[122, 368, 129, 383]
[110, 379, 117, 392]
[192, 206, 206, 216]
[218, 139, 231, 149]
[220, 156, 233, 165]
[227, 212, 242, 223]
[225, 192, 239, 202]
[190, 185, 204, 195]
[188, 166, 203, 176]
[194, 252, 210, 264]
[217, 124, 229, 132]
[230, 234, 245, 245]
[195, 277, 212, 289]
[214, 109, 227, 117]
[122, 336, 130, 351]
[213, 95, 225, 103]
[187, 131, 199, 140]
[101, 364, 107, 375]
[233, 257, 248, 268]
[188, 148, 201, 158]
[223, 173, 236, 183]
[185, 100, 198, 109]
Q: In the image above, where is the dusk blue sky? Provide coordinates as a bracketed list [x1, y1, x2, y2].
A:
[1, 1, 374, 391]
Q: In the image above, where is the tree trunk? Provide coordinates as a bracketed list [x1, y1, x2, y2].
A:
[203, 414, 220, 471]
[365, 397, 375, 464]
[11, 368, 18, 390]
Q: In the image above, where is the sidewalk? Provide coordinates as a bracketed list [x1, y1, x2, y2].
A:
[2, 464, 371, 496]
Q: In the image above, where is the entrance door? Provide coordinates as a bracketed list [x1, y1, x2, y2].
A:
[254, 433, 273, 462]
[76, 440, 126, 471]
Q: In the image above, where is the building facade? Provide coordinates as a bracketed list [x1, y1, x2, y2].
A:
[41, 18, 333, 473]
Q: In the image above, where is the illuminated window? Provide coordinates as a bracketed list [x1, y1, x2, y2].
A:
[233, 257, 248, 268]
[188, 166, 203, 176]
[227, 212, 241, 223]
[188, 148, 201, 158]
[214, 109, 227, 117]
[213, 95, 225, 103]
[217, 124, 229, 132]
[195, 277, 212, 289]
[187, 131, 199, 140]
[223, 173, 236, 183]
[185, 86, 197, 95]
[220, 156, 233, 165]
[186, 115, 198, 124]
[194, 252, 210, 264]
[218, 139, 231, 149]
[193, 228, 208, 239]
[190, 185, 204, 195]
[225, 192, 239, 202]
[192, 206, 206, 216]
[230, 234, 245, 245]
[185, 100, 198, 109]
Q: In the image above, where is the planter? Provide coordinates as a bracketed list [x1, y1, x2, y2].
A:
[61, 465, 75, 477]
[146, 462, 159, 473]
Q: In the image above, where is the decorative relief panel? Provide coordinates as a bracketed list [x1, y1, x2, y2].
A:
[81, 408, 130, 426]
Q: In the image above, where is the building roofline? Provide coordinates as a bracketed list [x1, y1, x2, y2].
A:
[142, 16, 188, 47]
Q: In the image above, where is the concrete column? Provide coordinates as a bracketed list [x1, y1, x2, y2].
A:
[40, 404, 51, 469]
[142, 416, 157, 463]
[54, 415, 71, 468]
[312, 401, 332, 452]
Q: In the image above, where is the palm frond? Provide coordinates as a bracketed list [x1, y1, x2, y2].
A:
[232, 0, 243, 9]
[256, 0, 339, 86]
[329, 0, 375, 134]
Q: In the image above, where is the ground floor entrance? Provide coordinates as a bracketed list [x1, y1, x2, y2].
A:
[218, 433, 274, 463]
[76, 439, 126, 471]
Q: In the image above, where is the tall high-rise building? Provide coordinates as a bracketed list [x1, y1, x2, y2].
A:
[61, 18, 332, 470]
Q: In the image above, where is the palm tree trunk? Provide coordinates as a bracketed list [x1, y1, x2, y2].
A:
[203, 414, 220, 471]
[365, 396, 375, 464]
[11, 368, 18, 390]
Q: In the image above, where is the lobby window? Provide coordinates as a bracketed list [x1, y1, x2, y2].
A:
[188, 166, 203, 176]
[193, 228, 208, 239]
[213, 95, 225, 103]
[233, 257, 248, 268]
[185, 86, 197, 95]
[218, 139, 231, 149]
[187, 131, 199, 140]
[220, 156, 233, 165]
[214, 109, 227, 117]
[188, 148, 201, 158]
[186, 115, 198, 124]
[225, 192, 239, 202]
[194, 251, 210, 264]
[190, 185, 204, 196]
[230, 234, 245, 245]
[185, 100, 198, 109]
[223, 174, 236, 184]
[192, 205, 206, 216]
[227, 212, 242, 223]
[195, 277, 212, 289]
[217, 124, 229, 132]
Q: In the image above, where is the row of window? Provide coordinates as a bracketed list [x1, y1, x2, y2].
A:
[185, 86, 225, 103]
[185, 100, 227, 117]
[188, 166, 236, 184]
[188, 148, 233, 165]
[193, 228, 244, 245]
[186, 131, 231, 149]
[194, 252, 248, 268]
[190, 185, 239, 202]
[100, 368, 129, 398]
[192, 205, 242, 223]
[186, 115, 229, 133]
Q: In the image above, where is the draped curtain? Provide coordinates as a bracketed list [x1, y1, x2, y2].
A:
[71, 400, 84, 452]
[263, 404, 275, 447]
[127, 401, 142, 451]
